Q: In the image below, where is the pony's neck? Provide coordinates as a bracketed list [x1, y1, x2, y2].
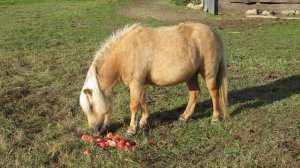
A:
[92, 24, 139, 96]
[96, 55, 120, 97]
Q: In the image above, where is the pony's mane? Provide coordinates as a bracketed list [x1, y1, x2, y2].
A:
[92, 23, 139, 66]
[80, 24, 139, 114]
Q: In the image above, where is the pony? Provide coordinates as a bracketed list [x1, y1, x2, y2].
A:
[80, 22, 228, 135]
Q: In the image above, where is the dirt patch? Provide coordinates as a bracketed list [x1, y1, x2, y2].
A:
[280, 140, 300, 157]
[235, 127, 263, 146]
[119, 0, 268, 29]
[290, 111, 300, 121]
[119, 0, 204, 22]
[235, 117, 300, 167]
[257, 147, 300, 168]
[256, 139, 300, 167]
[234, 108, 300, 166]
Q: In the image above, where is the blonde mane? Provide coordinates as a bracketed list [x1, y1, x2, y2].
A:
[92, 23, 139, 66]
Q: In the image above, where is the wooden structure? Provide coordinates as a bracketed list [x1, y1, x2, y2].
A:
[203, 0, 218, 14]
[204, 0, 300, 14]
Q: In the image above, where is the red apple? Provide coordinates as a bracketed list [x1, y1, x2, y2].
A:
[114, 133, 121, 139]
[125, 142, 131, 147]
[95, 138, 103, 143]
[83, 149, 92, 155]
[81, 134, 92, 142]
[112, 137, 119, 143]
[107, 140, 116, 147]
[122, 146, 129, 151]
[118, 139, 126, 148]
[160, 140, 168, 145]
[106, 132, 113, 138]
[94, 134, 101, 139]
[112, 133, 121, 142]
[131, 146, 138, 152]
[147, 140, 156, 145]
[98, 142, 107, 148]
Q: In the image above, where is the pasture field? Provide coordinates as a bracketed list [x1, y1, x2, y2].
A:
[0, 0, 299, 167]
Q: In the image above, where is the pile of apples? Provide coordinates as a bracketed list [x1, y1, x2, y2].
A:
[81, 132, 139, 155]
[81, 132, 168, 155]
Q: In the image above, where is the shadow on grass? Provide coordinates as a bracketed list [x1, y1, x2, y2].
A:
[109, 75, 300, 132]
[230, 74, 300, 116]
[146, 74, 300, 129]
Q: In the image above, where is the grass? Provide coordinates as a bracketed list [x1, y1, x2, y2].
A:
[0, 0, 300, 167]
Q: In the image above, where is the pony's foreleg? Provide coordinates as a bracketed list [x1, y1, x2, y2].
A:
[179, 76, 200, 121]
[205, 78, 221, 124]
[127, 80, 143, 135]
[139, 90, 149, 128]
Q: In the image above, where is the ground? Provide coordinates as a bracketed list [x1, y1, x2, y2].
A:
[0, 0, 299, 167]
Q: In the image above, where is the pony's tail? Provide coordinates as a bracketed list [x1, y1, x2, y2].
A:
[217, 55, 229, 119]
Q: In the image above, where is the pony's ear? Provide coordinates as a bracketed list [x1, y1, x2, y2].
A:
[83, 89, 93, 109]
[84, 88, 92, 95]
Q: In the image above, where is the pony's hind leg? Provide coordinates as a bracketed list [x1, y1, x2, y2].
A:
[179, 76, 200, 122]
[139, 90, 149, 129]
[205, 78, 221, 124]
[127, 80, 143, 135]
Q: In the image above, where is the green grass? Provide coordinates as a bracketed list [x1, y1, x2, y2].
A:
[1, 0, 300, 167]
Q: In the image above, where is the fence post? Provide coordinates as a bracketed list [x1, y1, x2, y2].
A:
[203, 0, 218, 15]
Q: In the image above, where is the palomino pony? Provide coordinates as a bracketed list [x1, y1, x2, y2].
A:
[80, 22, 228, 135]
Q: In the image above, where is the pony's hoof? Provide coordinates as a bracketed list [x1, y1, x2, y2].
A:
[178, 115, 189, 122]
[126, 131, 136, 136]
[126, 127, 137, 136]
[138, 122, 148, 129]
[211, 117, 220, 125]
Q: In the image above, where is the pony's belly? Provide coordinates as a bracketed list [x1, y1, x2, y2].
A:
[146, 68, 197, 86]
[146, 56, 199, 86]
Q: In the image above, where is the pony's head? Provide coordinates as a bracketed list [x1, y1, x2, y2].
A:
[79, 67, 111, 134]
[79, 24, 138, 133]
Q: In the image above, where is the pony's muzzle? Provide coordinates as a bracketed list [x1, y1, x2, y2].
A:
[91, 124, 108, 135]
[90, 125, 101, 134]
[99, 125, 107, 134]
[91, 129, 99, 135]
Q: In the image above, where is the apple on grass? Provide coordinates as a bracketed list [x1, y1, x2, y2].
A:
[83, 149, 92, 155]
[147, 139, 156, 145]
[106, 132, 113, 139]
[81, 134, 92, 142]
[125, 142, 131, 147]
[160, 140, 168, 145]
[98, 142, 107, 148]
[118, 139, 126, 148]
[131, 146, 138, 152]
[81, 132, 141, 153]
